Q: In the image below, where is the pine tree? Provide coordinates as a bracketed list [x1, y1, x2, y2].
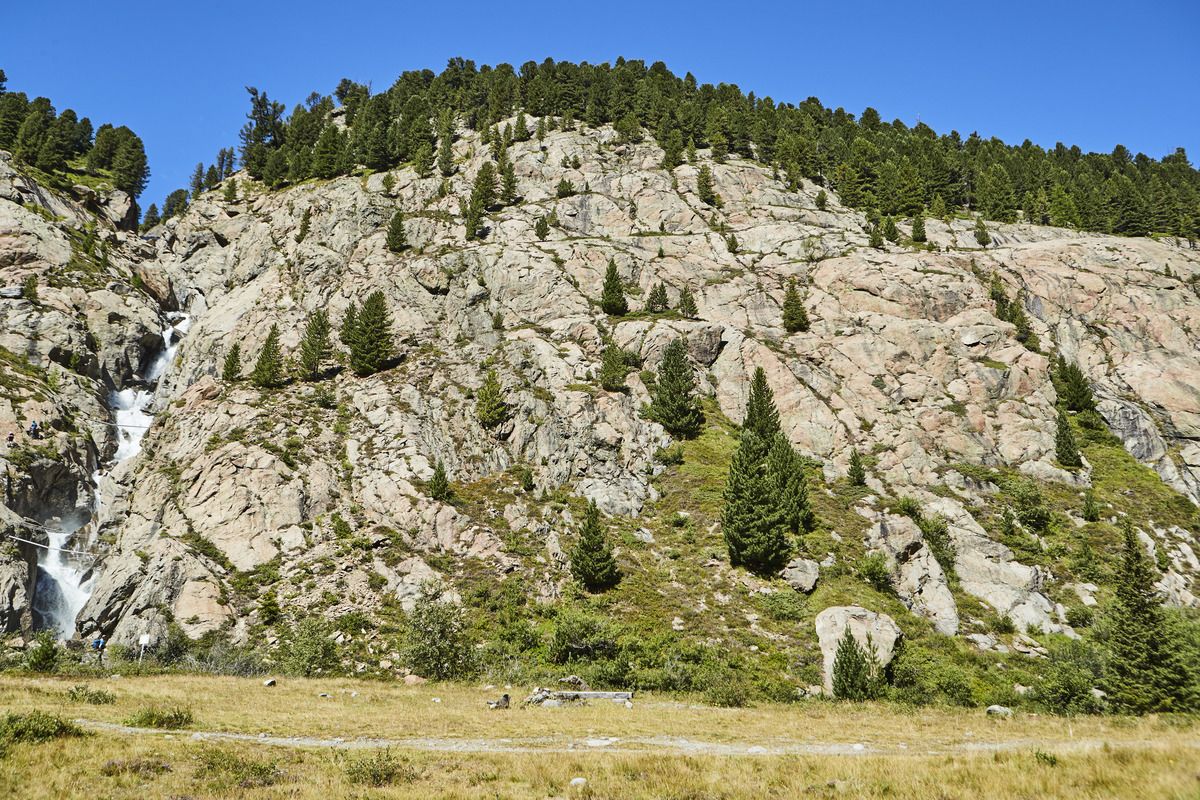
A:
[645, 282, 669, 313]
[1082, 489, 1100, 522]
[647, 338, 704, 438]
[599, 259, 628, 316]
[881, 215, 899, 243]
[223, 178, 238, 204]
[721, 430, 790, 573]
[21, 274, 37, 302]
[190, 162, 205, 199]
[499, 153, 518, 206]
[832, 628, 880, 700]
[339, 303, 359, 349]
[1055, 409, 1082, 468]
[412, 141, 434, 177]
[349, 291, 394, 376]
[432, 108, 454, 172]
[250, 324, 284, 388]
[930, 194, 948, 219]
[678, 286, 698, 319]
[911, 210, 927, 242]
[768, 433, 813, 534]
[848, 449, 867, 486]
[298, 309, 331, 381]
[697, 164, 720, 206]
[534, 215, 550, 240]
[1105, 520, 1198, 712]
[660, 129, 684, 170]
[815, 189, 828, 211]
[428, 460, 452, 502]
[111, 136, 149, 197]
[141, 203, 160, 230]
[743, 366, 781, 440]
[570, 499, 620, 591]
[221, 343, 241, 382]
[869, 225, 885, 249]
[1055, 356, 1096, 413]
[974, 216, 992, 247]
[476, 369, 509, 429]
[725, 233, 739, 253]
[782, 278, 810, 332]
[599, 344, 628, 391]
[386, 210, 407, 252]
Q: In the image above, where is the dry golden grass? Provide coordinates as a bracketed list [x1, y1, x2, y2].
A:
[2, 674, 1198, 798]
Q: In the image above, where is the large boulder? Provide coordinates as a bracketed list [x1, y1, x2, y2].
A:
[780, 557, 819, 593]
[814, 605, 902, 693]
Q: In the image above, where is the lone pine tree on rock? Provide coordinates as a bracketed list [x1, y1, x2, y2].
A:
[250, 324, 284, 388]
[782, 278, 810, 332]
[600, 259, 628, 316]
[221, 343, 242, 382]
[386, 210, 408, 252]
[476, 369, 510, 429]
[348, 291, 394, 376]
[678, 286, 698, 319]
[721, 430, 790, 574]
[298, 309, 332, 381]
[1055, 409, 1082, 468]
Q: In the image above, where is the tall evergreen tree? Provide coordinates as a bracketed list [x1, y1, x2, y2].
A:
[678, 286, 698, 319]
[767, 433, 813, 534]
[298, 309, 331, 381]
[721, 431, 790, 574]
[848, 449, 867, 486]
[647, 339, 704, 438]
[911, 210, 927, 243]
[645, 282, 669, 313]
[348, 290, 394, 376]
[881, 215, 899, 243]
[598, 344, 629, 392]
[534, 215, 550, 240]
[782, 278, 810, 332]
[697, 164, 720, 206]
[1104, 520, 1198, 712]
[221, 343, 241, 382]
[428, 460, 452, 502]
[436, 110, 456, 177]
[570, 499, 620, 591]
[1055, 356, 1096, 413]
[974, 216, 992, 247]
[295, 207, 311, 243]
[339, 303, 359, 349]
[599, 259, 628, 316]
[386, 210, 408, 252]
[498, 151, 518, 206]
[743, 366, 781, 440]
[1055, 409, 1082, 468]
[250, 324, 284, 388]
[476, 369, 509, 429]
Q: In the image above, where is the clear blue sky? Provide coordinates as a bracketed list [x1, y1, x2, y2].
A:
[5, 0, 1198, 207]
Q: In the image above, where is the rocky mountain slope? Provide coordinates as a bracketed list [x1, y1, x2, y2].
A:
[2, 117, 1198, 695]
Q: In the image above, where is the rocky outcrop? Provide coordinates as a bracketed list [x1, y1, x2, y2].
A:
[863, 512, 958, 635]
[815, 605, 902, 693]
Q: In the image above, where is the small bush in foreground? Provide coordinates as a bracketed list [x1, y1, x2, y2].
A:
[345, 749, 416, 786]
[195, 746, 282, 788]
[0, 711, 85, 757]
[124, 705, 194, 729]
[67, 684, 115, 705]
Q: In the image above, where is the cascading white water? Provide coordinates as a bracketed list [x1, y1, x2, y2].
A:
[32, 313, 191, 638]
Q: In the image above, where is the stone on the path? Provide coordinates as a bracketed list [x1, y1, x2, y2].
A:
[986, 705, 1013, 718]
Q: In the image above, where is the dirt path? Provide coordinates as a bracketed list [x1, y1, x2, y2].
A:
[74, 719, 1180, 757]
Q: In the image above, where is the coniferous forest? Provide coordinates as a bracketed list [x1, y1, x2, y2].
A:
[216, 57, 1197, 241]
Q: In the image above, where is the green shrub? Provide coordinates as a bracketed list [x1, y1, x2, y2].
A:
[654, 444, 685, 465]
[195, 746, 281, 787]
[1065, 605, 1094, 628]
[24, 632, 59, 673]
[548, 609, 616, 664]
[1033, 640, 1105, 715]
[124, 705, 194, 729]
[67, 685, 115, 705]
[703, 673, 752, 708]
[756, 590, 807, 622]
[917, 514, 957, 576]
[279, 619, 337, 677]
[0, 711, 85, 752]
[344, 749, 415, 786]
[893, 496, 922, 520]
[857, 552, 893, 593]
[402, 585, 477, 680]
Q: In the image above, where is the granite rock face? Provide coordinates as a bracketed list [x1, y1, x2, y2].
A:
[1, 114, 1199, 652]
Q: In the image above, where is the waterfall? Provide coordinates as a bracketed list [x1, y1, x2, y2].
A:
[31, 313, 191, 639]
